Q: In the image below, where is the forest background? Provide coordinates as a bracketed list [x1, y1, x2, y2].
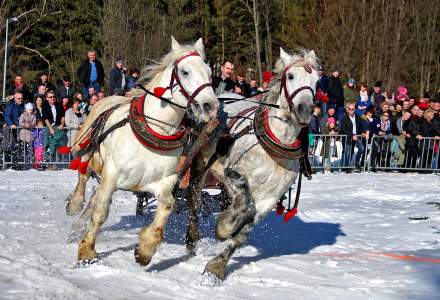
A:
[0, 0, 439, 97]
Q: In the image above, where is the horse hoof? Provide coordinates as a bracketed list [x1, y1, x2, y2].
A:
[134, 245, 152, 266]
[204, 260, 225, 281]
[66, 197, 84, 216]
[78, 245, 97, 261]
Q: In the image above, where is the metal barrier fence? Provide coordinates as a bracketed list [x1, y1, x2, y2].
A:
[0, 126, 74, 170]
[1, 127, 439, 173]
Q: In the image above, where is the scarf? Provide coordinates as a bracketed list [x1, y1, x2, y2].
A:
[381, 119, 390, 132]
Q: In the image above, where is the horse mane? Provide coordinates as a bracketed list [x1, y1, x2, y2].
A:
[131, 44, 206, 97]
[274, 48, 320, 75]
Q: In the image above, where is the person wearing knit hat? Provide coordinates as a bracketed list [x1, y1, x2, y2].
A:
[25, 103, 33, 112]
[19, 101, 37, 164]
[344, 78, 357, 107]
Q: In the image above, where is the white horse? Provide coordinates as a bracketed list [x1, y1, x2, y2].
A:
[66, 37, 219, 265]
[186, 48, 319, 280]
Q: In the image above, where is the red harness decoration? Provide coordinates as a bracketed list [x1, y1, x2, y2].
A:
[129, 95, 187, 151]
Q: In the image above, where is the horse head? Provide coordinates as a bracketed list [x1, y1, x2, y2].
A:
[276, 48, 320, 127]
[168, 37, 219, 123]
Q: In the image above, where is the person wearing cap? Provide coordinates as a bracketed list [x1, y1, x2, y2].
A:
[56, 76, 76, 100]
[109, 59, 127, 95]
[327, 67, 344, 121]
[343, 78, 357, 107]
[372, 81, 385, 115]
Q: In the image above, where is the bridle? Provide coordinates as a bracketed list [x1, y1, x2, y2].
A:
[280, 62, 315, 112]
[167, 51, 212, 108]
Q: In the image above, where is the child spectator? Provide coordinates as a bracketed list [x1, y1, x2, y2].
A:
[33, 119, 45, 170]
[19, 103, 36, 168]
[355, 83, 372, 116]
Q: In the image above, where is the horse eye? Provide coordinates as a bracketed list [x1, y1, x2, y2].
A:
[181, 70, 189, 76]
[288, 73, 294, 80]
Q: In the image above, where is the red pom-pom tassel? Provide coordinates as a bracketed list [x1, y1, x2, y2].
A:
[154, 87, 167, 98]
[78, 161, 89, 174]
[284, 208, 298, 223]
[69, 157, 81, 170]
[276, 202, 285, 216]
[57, 146, 71, 155]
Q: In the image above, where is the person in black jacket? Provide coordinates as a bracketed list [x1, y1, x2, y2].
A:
[76, 50, 105, 99]
[31, 72, 56, 95]
[339, 103, 365, 171]
[6, 74, 33, 103]
[55, 76, 76, 100]
[327, 68, 344, 122]
[212, 59, 235, 96]
[109, 59, 127, 95]
[42, 90, 66, 168]
[405, 105, 423, 168]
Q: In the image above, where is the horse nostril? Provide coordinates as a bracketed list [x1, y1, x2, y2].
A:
[203, 103, 212, 113]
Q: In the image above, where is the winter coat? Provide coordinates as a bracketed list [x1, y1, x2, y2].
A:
[109, 67, 127, 94]
[6, 83, 33, 103]
[64, 108, 85, 147]
[42, 102, 65, 126]
[327, 76, 344, 108]
[32, 80, 56, 95]
[18, 112, 36, 143]
[372, 92, 385, 114]
[76, 59, 105, 87]
[316, 75, 329, 94]
[339, 114, 364, 144]
[4, 100, 25, 126]
[126, 76, 138, 90]
[308, 114, 321, 134]
[33, 127, 45, 148]
[343, 86, 358, 106]
[55, 84, 76, 100]
[212, 76, 235, 96]
[355, 95, 372, 116]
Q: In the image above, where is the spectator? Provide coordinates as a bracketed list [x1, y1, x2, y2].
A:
[380, 102, 391, 116]
[409, 96, 416, 108]
[340, 103, 365, 172]
[85, 94, 99, 115]
[4, 91, 25, 128]
[19, 103, 36, 168]
[34, 84, 47, 99]
[6, 75, 32, 103]
[405, 105, 423, 168]
[109, 59, 127, 95]
[402, 99, 411, 112]
[32, 72, 56, 95]
[320, 106, 337, 131]
[343, 78, 357, 107]
[126, 68, 140, 90]
[97, 91, 105, 101]
[392, 110, 412, 167]
[3, 92, 25, 169]
[374, 111, 394, 168]
[42, 90, 66, 169]
[86, 86, 96, 101]
[384, 90, 395, 105]
[33, 96, 44, 120]
[316, 66, 329, 112]
[393, 103, 403, 121]
[327, 67, 344, 121]
[234, 72, 251, 97]
[395, 85, 408, 103]
[321, 117, 340, 170]
[249, 79, 258, 96]
[372, 81, 385, 115]
[76, 50, 105, 98]
[65, 98, 86, 147]
[33, 118, 45, 170]
[212, 59, 235, 96]
[61, 97, 71, 112]
[355, 83, 372, 116]
[309, 105, 321, 134]
[55, 76, 75, 100]
[420, 109, 440, 169]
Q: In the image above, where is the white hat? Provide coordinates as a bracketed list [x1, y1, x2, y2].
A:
[25, 103, 33, 111]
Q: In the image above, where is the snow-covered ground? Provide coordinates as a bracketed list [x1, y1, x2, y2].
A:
[0, 170, 439, 299]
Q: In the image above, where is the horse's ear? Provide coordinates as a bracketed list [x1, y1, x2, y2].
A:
[171, 36, 181, 51]
[194, 38, 205, 54]
[280, 47, 291, 66]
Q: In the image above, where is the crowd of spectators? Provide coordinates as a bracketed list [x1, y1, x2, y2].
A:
[310, 67, 440, 172]
[0, 53, 439, 173]
[0, 50, 140, 170]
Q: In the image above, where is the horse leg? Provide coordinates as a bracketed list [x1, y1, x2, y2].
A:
[215, 168, 256, 241]
[68, 187, 100, 242]
[78, 175, 116, 261]
[135, 175, 176, 266]
[66, 167, 92, 215]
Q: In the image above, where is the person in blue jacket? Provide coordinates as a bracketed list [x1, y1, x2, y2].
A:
[4, 91, 25, 127]
[3, 91, 25, 169]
